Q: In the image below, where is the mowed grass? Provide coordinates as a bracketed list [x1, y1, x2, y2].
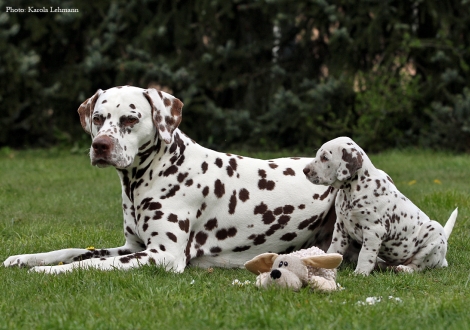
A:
[0, 147, 469, 330]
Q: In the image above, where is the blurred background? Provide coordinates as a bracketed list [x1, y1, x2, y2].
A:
[1, 0, 469, 152]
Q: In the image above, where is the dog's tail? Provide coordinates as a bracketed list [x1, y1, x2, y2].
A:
[443, 208, 458, 239]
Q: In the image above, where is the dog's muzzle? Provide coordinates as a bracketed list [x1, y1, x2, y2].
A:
[303, 167, 320, 184]
[91, 135, 115, 167]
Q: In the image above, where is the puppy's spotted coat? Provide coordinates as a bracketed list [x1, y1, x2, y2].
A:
[303, 137, 458, 275]
[4, 86, 338, 274]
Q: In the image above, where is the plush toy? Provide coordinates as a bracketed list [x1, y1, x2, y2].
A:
[244, 246, 342, 292]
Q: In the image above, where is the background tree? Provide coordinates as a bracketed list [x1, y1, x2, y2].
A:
[1, 0, 469, 152]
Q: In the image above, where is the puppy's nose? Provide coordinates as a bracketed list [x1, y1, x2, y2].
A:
[303, 167, 310, 175]
[270, 269, 282, 280]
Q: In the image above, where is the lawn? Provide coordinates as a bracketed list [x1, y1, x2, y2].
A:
[0, 147, 469, 330]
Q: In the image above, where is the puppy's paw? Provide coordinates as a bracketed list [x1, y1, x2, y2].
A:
[353, 268, 371, 276]
[391, 265, 414, 273]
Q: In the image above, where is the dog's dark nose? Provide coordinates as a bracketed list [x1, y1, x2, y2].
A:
[303, 168, 310, 175]
[92, 136, 113, 155]
[270, 269, 282, 280]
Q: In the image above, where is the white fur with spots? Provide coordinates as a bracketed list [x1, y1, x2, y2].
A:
[304, 136, 458, 275]
[4, 86, 339, 274]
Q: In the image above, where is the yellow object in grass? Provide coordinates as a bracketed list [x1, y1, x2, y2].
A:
[86, 246, 95, 251]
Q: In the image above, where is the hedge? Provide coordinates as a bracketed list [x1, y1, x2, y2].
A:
[1, 0, 469, 152]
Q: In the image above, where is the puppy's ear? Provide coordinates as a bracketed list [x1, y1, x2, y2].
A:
[244, 253, 278, 274]
[143, 88, 183, 144]
[77, 89, 103, 134]
[336, 147, 363, 181]
[301, 253, 342, 269]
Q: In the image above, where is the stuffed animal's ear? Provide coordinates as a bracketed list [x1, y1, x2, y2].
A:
[301, 253, 343, 269]
[244, 253, 278, 274]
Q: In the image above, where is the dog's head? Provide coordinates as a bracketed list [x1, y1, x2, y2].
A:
[77, 86, 183, 169]
[304, 137, 364, 187]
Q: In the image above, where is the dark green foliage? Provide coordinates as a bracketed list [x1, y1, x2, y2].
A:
[1, 0, 469, 151]
[425, 88, 470, 152]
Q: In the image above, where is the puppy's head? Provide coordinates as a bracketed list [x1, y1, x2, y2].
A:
[304, 137, 363, 187]
[77, 86, 183, 169]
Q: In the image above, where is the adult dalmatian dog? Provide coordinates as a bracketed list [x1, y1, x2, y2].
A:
[4, 86, 339, 274]
[303, 136, 458, 275]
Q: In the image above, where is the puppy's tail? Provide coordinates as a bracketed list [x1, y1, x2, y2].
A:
[443, 208, 458, 240]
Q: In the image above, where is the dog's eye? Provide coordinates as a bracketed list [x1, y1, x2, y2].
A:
[121, 116, 139, 126]
[278, 261, 283, 268]
[320, 155, 328, 162]
[283, 261, 288, 267]
[92, 115, 104, 126]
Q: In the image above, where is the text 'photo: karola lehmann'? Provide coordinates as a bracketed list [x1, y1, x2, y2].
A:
[5, 6, 79, 13]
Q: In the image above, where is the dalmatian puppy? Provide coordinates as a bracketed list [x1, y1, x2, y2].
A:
[303, 136, 458, 275]
[4, 86, 339, 274]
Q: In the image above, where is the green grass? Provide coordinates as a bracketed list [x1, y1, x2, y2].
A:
[1, 148, 469, 330]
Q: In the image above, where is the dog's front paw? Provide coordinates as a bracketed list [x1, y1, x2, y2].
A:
[30, 265, 71, 274]
[4, 254, 41, 268]
[4, 256, 23, 267]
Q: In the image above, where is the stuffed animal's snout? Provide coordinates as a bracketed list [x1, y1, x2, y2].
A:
[270, 269, 282, 280]
[269, 268, 303, 291]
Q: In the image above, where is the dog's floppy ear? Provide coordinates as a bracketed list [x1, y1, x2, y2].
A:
[336, 147, 363, 181]
[77, 89, 103, 134]
[244, 253, 279, 274]
[143, 88, 183, 144]
[301, 253, 342, 269]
